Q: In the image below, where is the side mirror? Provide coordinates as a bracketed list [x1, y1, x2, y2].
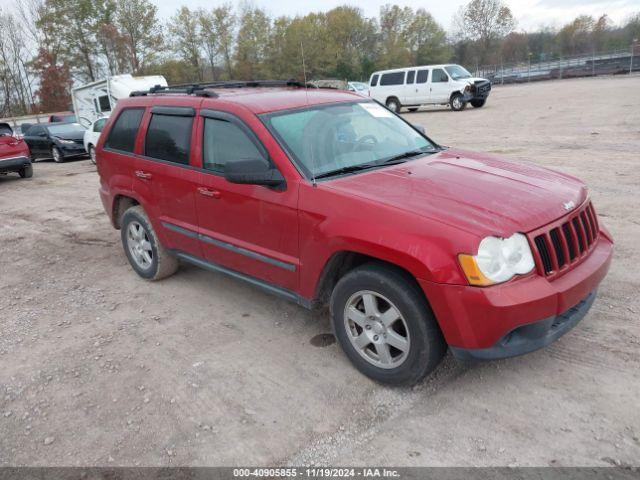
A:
[224, 159, 285, 188]
[413, 124, 426, 135]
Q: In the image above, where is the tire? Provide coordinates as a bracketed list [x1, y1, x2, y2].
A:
[470, 99, 486, 108]
[385, 97, 401, 113]
[330, 262, 446, 386]
[88, 145, 96, 164]
[19, 165, 33, 178]
[120, 206, 179, 281]
[51, 146, 64, 163]
[408, 107, 418, 112]
[450, 93, 466, 111]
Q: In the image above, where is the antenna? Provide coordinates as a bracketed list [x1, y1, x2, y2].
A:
[300, 41, 317, 187]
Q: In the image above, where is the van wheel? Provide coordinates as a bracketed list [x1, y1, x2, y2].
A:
[385, 97, 401, 113]
[52, 146, 64, 163]
[120, 206, 179, 281]
[19, 165, 33, 178]
[330, 262, 446, 386]
[450, 93, 466, 111]
[470, 99, 486, 108]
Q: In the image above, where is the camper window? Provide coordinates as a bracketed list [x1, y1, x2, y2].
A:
[98, 95, 111, 112]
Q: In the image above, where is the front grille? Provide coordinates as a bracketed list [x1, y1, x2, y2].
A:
[531, 201, 599, 277]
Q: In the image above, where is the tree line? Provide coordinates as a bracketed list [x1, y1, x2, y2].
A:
[1, 0, 639, 116]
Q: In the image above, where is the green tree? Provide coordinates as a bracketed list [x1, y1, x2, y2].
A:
[234, 6, 271, 79]
[168, 6, 203, 81]
[378, 4, 413, 68]
[406, 8, 451, 65]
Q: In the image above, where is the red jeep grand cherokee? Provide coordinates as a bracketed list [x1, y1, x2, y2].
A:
[96, 81, 613, 386]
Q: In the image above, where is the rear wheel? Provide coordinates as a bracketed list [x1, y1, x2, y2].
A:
[51, 146, 64, 163]
[330, 263, 446, 386]
[385, 97, 401, 113]
[120, 206, 179, 281]
[470, 99, 486, 108]
[19, 165, 33, 178]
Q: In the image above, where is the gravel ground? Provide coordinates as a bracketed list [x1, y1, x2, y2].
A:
[0, 75, 638, 467]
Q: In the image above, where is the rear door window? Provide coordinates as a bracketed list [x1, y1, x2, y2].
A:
[380, 72, 406, 86]
[416, 70, 429, 84]
[105, 108, 144, 153]
[145, 113, 193, 165]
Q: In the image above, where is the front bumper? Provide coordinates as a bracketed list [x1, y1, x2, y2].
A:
[0, 155, 31, 173]
[58, 143, 87, 157]
[420, 232, 613, 356]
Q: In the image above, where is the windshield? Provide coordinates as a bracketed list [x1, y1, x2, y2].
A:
[263, 102, 436, 179]
[47, 123, 84, 136]
[444, 65, 472, 80]
[350, 82, 367, 91]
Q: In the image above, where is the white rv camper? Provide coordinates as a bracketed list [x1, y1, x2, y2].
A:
[71, 74, 167, 128]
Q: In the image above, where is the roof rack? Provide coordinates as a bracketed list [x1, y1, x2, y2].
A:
[130, 79, 305, 98]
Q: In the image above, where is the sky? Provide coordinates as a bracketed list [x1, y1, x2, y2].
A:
[149, 0, 639, 31]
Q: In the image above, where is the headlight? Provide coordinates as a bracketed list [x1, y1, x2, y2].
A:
[458, 233, 535, 286]
[56, 138, 74, 144]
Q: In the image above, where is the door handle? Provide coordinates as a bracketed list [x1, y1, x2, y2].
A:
[135, 170, 152, 180]
[198, 187, 221, 199]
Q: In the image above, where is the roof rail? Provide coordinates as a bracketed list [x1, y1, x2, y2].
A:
[129, 79, 305, 98]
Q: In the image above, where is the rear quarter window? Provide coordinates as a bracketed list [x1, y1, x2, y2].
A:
[380, 72, 406, 86]
[105, 108, 145, 153]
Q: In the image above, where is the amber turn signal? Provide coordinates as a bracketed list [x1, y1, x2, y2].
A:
[458, 254, 494, 287]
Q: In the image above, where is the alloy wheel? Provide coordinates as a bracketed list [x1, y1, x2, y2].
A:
[343, 290, 410, 369]
[126, 221, 153, 270]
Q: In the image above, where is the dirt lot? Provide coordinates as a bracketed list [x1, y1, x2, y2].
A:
[1, 75, 639, 467]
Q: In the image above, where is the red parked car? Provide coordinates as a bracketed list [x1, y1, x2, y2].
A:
[0, 123, 32, 179]
[96, 81, 613, 386]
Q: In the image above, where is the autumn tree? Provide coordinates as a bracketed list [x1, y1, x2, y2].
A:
[406, 9, 451, 65]
[168, 6, 203, 81]
[32, 48, 72, 112]
[234, 6, 271, 79]
[454, 0, 516, 63]
[115, 0, 162, 73]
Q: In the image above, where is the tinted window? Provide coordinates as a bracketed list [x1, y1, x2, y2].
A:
[203, 118, 264, 173]
[380, 72, 405, 86]
[432, 69, 449, 83]
[93, 118, 107, 132]
[105, 108, 144, 153]
[98, 95, 111, 112]
[27, 125, 44, 136]
[417, 70, 429, 84]
[406, 71, 415, 84]
[370, 74, 379, 87]
[145, 114, 192, 165]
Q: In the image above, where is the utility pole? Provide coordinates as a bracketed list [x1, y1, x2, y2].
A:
[528, 53, 532, 82]
[632, 40, 638, 75]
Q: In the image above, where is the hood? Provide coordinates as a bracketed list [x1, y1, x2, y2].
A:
[323, 148, 587, 237]
[53, 130, 85, 141]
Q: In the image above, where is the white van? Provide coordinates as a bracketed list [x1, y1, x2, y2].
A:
[368, 64, 491, 112]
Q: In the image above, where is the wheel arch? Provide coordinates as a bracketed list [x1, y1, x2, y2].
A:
[112, 194, 140, 229]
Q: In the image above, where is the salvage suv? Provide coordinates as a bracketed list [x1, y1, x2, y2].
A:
[96, 80, 613, 386]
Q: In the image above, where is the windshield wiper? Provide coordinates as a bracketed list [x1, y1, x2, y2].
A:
[380, 148, 432, 164]
[313, 149, 433, 180]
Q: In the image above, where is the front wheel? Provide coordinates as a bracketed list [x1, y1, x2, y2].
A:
[120, 206, 179, 281]
[52, 146, 64, 163]
[450, 93, 466, 111]
[330, 263, 446, 386]
[470, 99, 486, 108]
[88, 145, 96, 164]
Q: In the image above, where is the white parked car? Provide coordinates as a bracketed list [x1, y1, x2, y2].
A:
[84, 115, 109, 164]
[347, 81, 369, 97]
[368, 64, 491, 112]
